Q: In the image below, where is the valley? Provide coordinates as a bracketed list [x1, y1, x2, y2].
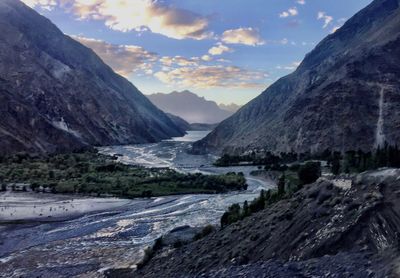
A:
[0, 131, 273, 277]
[1, 0, 400, 277]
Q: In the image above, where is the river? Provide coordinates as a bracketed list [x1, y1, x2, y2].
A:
[0, 131, 274, 278]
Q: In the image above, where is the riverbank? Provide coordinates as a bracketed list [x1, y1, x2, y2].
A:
[0, 191, 133, 222]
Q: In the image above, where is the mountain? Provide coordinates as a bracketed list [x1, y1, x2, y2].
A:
[0, 0, 185, 156]
[194, 0, 400, 155]
[136, 169, 400, 277]
[219, 103, 242, 113]
[147, 91, 235, 124]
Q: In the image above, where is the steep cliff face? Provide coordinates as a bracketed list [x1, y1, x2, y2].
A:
[136, 169, 400, 277]
[194, 0, 400, 155]
[0, 0, 185, 155]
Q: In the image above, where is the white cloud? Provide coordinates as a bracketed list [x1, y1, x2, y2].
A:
[276, 61, 301, 71]
[155, 65, 267, 89]
[201, 55, 213, 61]
[160, 56, 199, 67]
[21, 0, 56, 10]
[221, 27, 264, 46]
[23, 0, 212, 40]
[317, 11, 333, 28]
[297, 0, 306, 5]
[73, 36, 157, 77]
[208, 43, 232, 56]
[331, 18, 347, 33]
[279, 7, 298, 18]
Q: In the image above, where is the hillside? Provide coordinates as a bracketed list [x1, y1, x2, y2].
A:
[194, 0, 400, 155]
[136, 169, 400, 277]
[0, 0, 185, 156]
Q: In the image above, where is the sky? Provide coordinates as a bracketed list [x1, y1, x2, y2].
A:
[22, 0, 372, 105]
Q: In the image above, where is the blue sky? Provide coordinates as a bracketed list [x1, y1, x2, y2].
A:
[23, 0, 372, 105]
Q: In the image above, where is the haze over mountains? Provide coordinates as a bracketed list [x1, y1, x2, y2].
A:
[0, 0, 185, 156]
[194, 0, 400, 155]
[148, 91, 240, 124]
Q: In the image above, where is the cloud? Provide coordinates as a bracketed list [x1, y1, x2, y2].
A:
[201, 55, 213, 61]
[208, 43, 232, 56]
[317, 11, 333, 28]
[221, 28, 264, 46]
[276, 61, 301, 71]
[160, 56, 199, 67]
[296, 0, 306, 5]
[155, 65, 267, 89]
[24, 0, 212, 40]
[279, 7, 298, 18]
[73, 36, 157, 77]
[21, 0, 56, 10]
[331, 18, 347, 33]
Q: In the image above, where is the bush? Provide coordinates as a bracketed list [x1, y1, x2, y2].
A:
[298, 162, 321, 187]
[194, 224, 215, 240]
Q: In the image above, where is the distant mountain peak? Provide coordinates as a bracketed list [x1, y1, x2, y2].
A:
[147, 91, 239, 124]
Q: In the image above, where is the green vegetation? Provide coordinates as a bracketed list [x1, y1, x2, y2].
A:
[214, 152, 296, 167]
[193, 225, 216, 241]
[297, 162, 321, 187]
[328, 145, 400, 174]
[0, 152, 247, 198]
[220, 187, 296, 228]
[221, 161, 321, 228]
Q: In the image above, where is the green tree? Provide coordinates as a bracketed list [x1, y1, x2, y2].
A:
[331, 155, 341, 175]
[278, 173, 286, 196]
[298, 162, 321, 187]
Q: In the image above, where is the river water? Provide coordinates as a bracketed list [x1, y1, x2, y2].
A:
[0, 131, 274, 278]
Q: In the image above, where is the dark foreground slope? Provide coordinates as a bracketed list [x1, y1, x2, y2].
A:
[0, 0, 185, 156]
[136, 169, 400, 277]
[194, 0, 400, 154]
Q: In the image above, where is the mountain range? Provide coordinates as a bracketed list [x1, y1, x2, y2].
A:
[0, 0, 185, 156]
[194, 0, 400, 155]
[147, 91, 240, 124]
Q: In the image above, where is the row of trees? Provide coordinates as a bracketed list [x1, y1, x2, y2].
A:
[221, 161, 321, 228]
[329, 145, 400, 174]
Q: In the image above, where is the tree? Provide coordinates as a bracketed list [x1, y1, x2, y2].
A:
[278, 173, 286, 195]
[331, 155, 341, 175]
[242, 201, 250, 218]
[298, 162, 321, 187]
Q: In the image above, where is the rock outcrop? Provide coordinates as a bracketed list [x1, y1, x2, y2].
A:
[194, 0, 400, 155]
[0, 0, 185, 155]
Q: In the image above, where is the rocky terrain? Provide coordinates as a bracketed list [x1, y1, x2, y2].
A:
[194, 0, 400, 154]
[0, 0, 185, 156]
[135, 169, 400, 277]
[148, 91, 235, 124]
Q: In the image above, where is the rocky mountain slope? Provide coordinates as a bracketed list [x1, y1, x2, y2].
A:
[0, 0, 185, 156]
[148, 91, 235, 124]
[194, 0, 400, 155]
[136, 169, 400, 277]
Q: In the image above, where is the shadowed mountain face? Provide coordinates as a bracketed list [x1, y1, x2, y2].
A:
[0, 0, 185, 156]
[194, 0, 400, 155]
[147, 91, 235, 124]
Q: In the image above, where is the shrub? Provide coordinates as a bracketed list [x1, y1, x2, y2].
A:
[297, 162, 321, 187]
